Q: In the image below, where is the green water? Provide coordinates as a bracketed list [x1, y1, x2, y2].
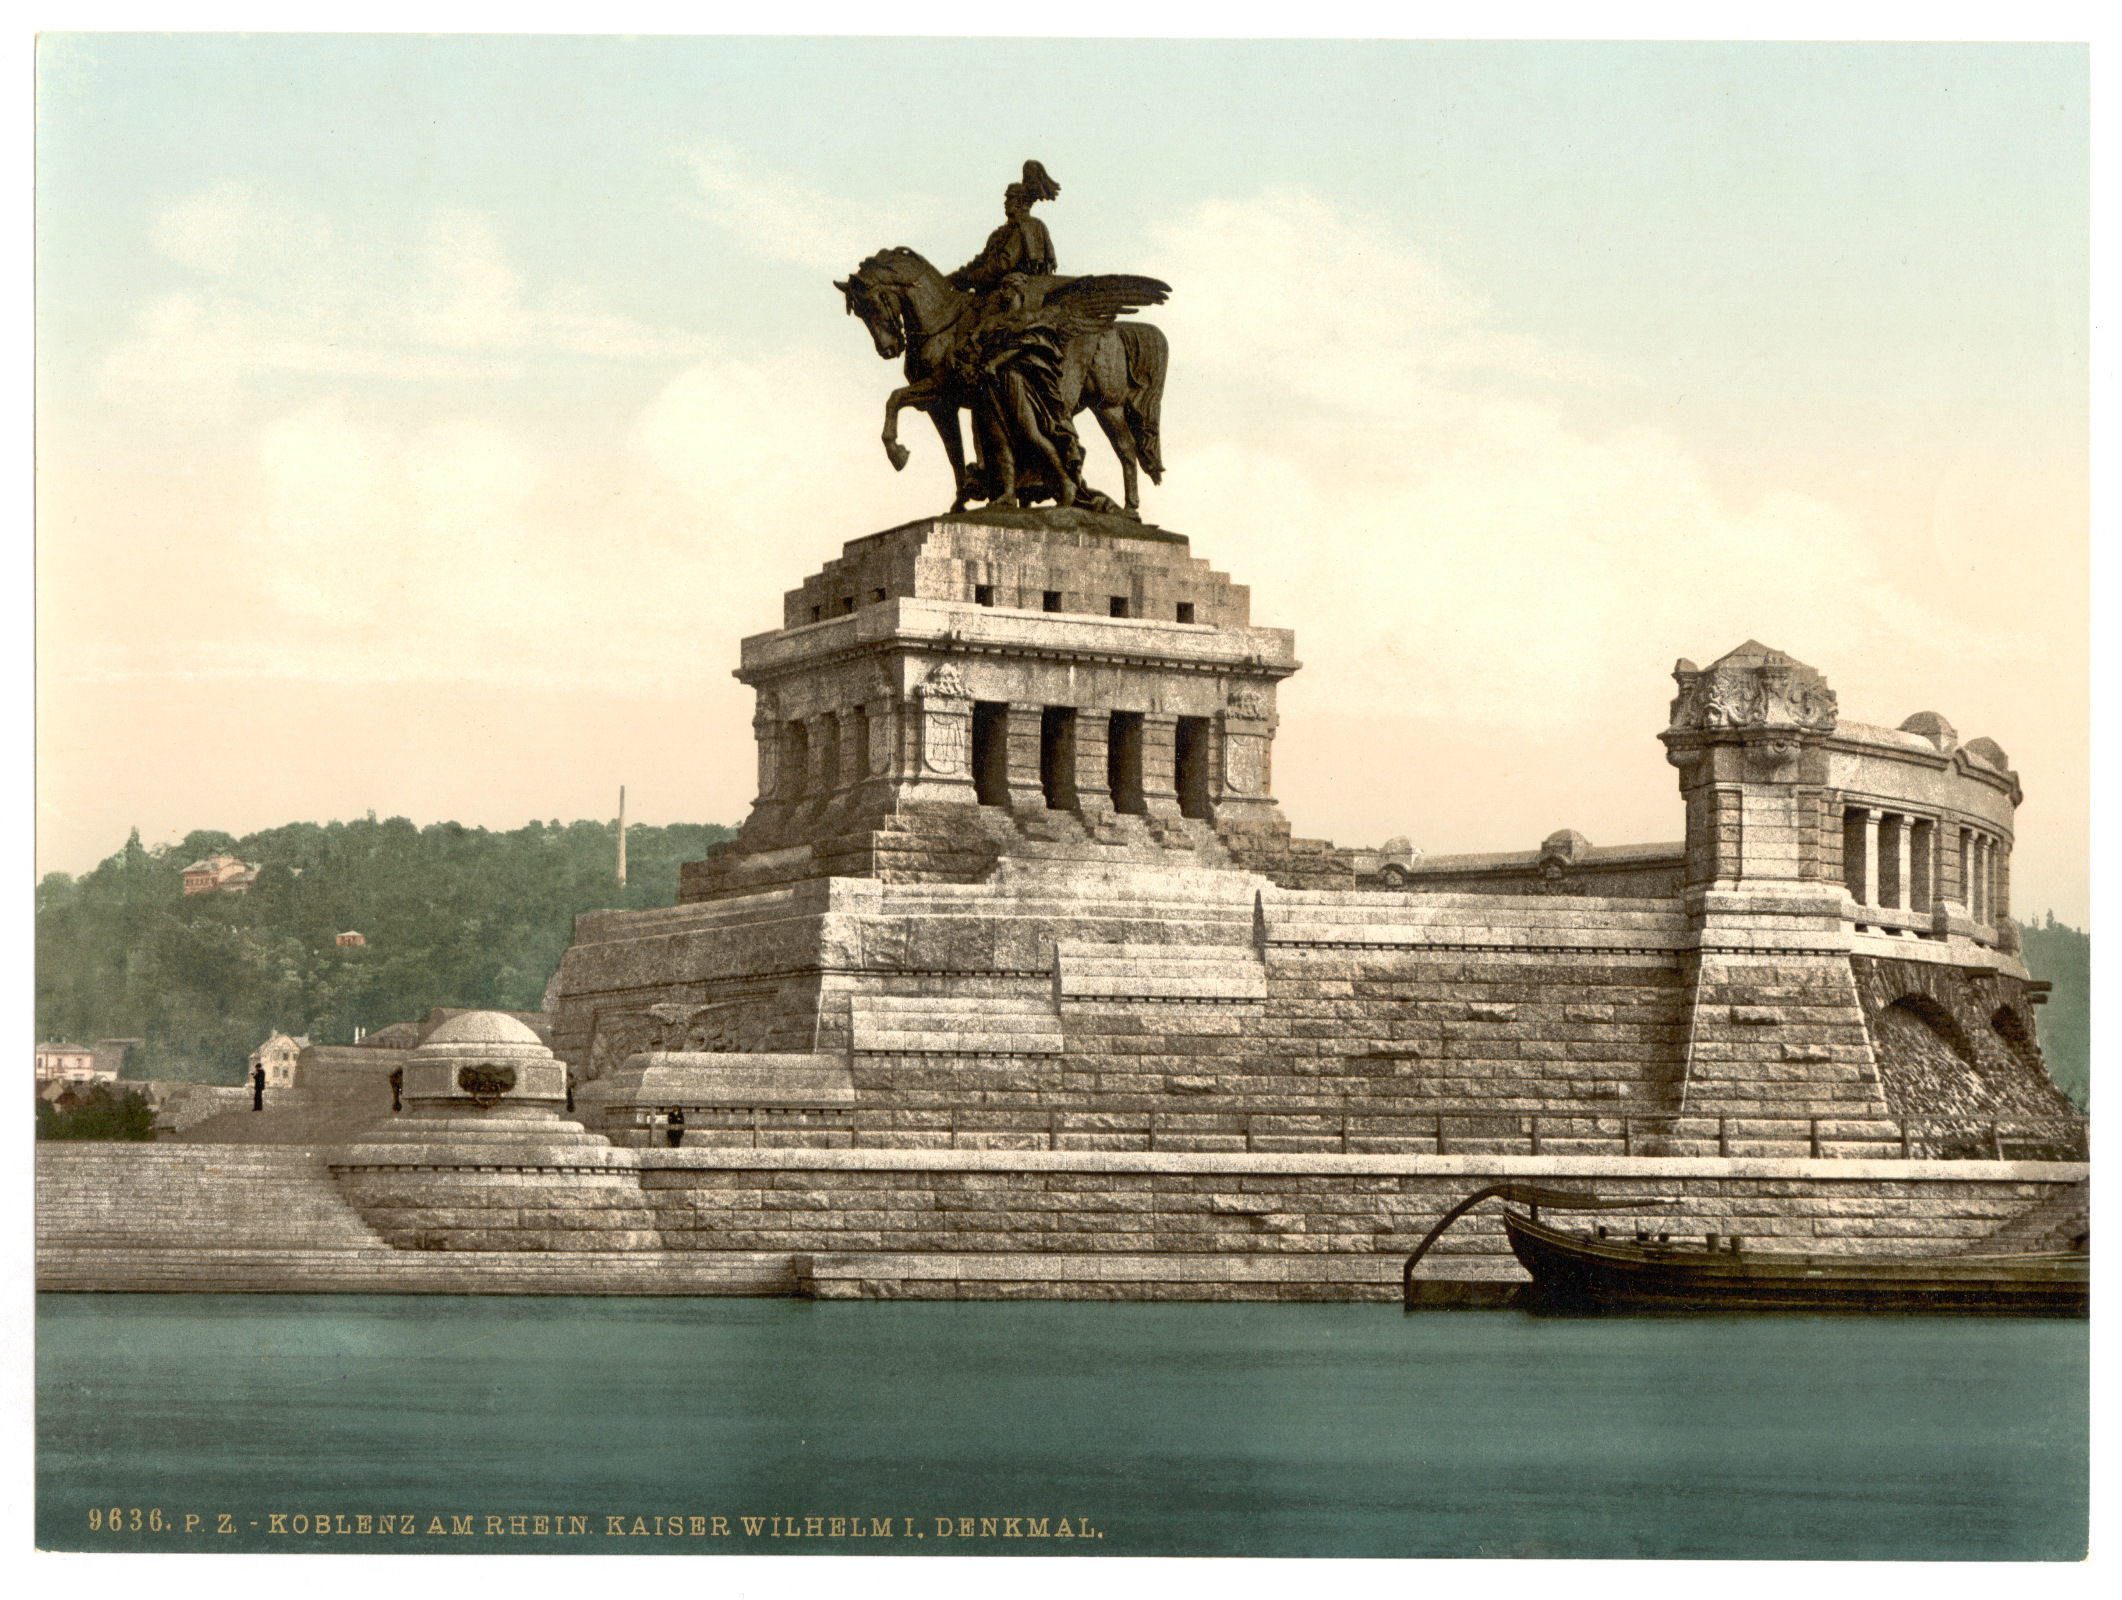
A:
[37, 1295, 2086, 1558]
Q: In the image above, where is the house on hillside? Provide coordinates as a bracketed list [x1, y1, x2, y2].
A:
[181, 854, 258, 895]
[35, 1042, 112, 1084]
[247, 1031, 309, 1089]
[335, 930, 366, 948]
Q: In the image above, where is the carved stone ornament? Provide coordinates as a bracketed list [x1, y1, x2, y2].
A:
[1667, 641, 1837, 734]
[1227, 685, 1267, 720]
[1747, 736, 1802, 775]
[455, 1064, 517, 1107]
[921, 662, 972, 701]
[755, 722, 780, 799]
[1224, 732, 1264, 795]
[919, 665, 971, 775]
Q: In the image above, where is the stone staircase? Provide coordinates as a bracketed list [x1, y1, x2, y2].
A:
[1263, 889, 1688, 951]
[849, 993, 1065, 1056]
[38, 1145, 385, 1250]
[978, 804, 1234, 867]
[34, 1145, 798, 1294]
[1970, 1178, 2089, 1254]
[1055, 940, 1266, 1004]
[165, 1076, 396, 1147]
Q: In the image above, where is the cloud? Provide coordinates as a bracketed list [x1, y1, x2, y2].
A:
[1146, 190, 1623, 411]
[103, 185, 710, 420]
[683, 148, 942, 272]
[1141, 191, 1974, 737]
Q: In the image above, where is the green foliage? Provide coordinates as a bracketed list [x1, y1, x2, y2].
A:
[36, 1085, 157, 1141]
[36, 816, 736, 1083]
[2017, 914, 2090, 1111]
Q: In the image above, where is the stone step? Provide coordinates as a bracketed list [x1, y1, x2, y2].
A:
[850, 994, 1064, 1055]
[1970, 1178, 2089, 1253]
[36, 1146, 386, 1250]
[1055, 940, 1267, 1003]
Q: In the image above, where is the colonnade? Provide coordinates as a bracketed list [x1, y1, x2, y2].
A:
[1841, 805, 2008, 929]
[760, 697, 1243, 823]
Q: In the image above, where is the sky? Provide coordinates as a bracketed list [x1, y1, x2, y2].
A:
[32, 34, 2092, 923]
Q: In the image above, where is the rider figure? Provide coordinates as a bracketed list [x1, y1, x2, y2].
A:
[950, 160, 1062, 315]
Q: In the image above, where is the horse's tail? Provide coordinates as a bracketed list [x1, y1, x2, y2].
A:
[1120, 322, 1167, 482]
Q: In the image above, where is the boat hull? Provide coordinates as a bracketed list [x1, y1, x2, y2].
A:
[1503, 1213, 2088, 1317]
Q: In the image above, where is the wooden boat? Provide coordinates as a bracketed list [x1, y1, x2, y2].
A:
[1403, 1183, 2088, 1316]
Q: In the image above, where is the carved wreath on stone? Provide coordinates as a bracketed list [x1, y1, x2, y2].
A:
[456, 1064, 517, 1107]
[1227, 686, 1267, 719]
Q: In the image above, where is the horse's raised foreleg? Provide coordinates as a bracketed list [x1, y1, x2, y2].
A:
[882, 377, 950, 472]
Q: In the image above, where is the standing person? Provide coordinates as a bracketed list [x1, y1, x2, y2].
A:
[251, 1063, 265, 1111]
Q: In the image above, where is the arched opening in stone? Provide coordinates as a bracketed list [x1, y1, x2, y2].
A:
[1041, 707, 1076, 810]
[1991, 1004, 2037, 1062]
[1871, 994, 1979, 1116]
[1107, 712, 1145, 815]
[784, 722, 809, 801]
[1174, 716, 1212, 819]
[971, 702, 1007, 806]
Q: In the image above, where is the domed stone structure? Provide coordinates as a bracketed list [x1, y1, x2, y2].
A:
[404, 1010, 567, 1112]
[355, 1009, 609, 1154]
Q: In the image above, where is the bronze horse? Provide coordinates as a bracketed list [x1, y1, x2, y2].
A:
[835, 247, 1168, 516]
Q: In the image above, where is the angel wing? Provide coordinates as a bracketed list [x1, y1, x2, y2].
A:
[1031, 274, 1171, 342]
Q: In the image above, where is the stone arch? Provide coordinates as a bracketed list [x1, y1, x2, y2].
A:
[1868, 994, 1978, 1116]
[1886, 994, 1976, 1063]
[1990, 1003, 2038, 1064]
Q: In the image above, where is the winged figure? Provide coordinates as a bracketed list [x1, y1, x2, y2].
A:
[836, 162, 1171, 518]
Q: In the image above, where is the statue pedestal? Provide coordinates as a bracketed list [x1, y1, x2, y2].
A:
[685, 514, 1303, 900]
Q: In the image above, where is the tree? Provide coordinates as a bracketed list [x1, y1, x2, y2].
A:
[36, 1085, 157, 1141]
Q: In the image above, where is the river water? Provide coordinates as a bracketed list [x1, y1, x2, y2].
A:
[37, 1294, 2085, 1559]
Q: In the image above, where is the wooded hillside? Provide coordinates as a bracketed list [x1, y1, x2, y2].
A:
[36, 816, 735, 1083]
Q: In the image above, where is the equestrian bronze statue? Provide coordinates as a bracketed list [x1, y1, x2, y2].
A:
[835, 161, 1170, 518]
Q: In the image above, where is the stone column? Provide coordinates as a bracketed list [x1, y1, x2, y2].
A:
[1139, 711, 1184, 820]
[1003, 702, 1048, 813]
[1852, 809, 1879, 908]
[1971, 835, 1989, 924]
[1068, 707, 1113, 822]
[1994, 842, 2011, 927]
[1909, 818, 1934, 914]
[752, 703, 783, 809]
[1884, 810, 1918, 908]
[835, 710, 866, 799]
